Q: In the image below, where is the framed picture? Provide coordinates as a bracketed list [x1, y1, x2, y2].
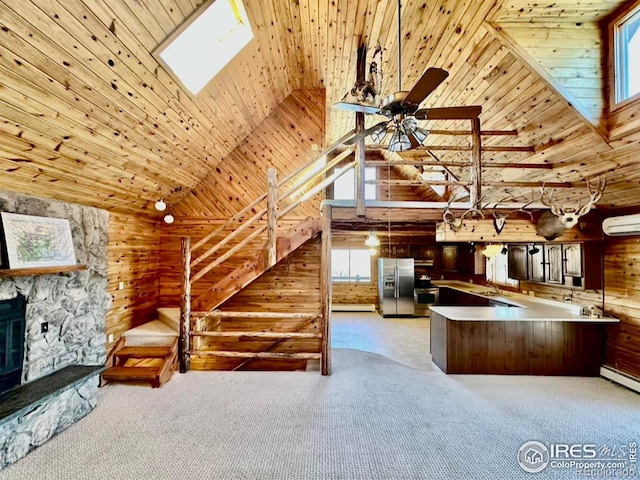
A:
[0, 213, 76, 269]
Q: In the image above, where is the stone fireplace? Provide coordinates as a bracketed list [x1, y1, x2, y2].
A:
[0, 295, 26, 396]
[0, 191, 112, 469]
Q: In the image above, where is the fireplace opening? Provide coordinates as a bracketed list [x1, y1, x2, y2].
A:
[0, 295, 26, 396]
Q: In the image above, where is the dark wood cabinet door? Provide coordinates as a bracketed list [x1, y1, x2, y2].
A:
[545, 244, 563, 284]
[507, 245, 528, 280]
[528, 244, 545, 282]
[442, 245, 458, 271]
[563, 244, 582, 277]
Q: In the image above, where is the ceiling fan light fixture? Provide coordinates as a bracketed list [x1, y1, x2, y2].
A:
[371, 125, 388, 144]
[412, 126, 429, 145]
[388, 130, 411, 152]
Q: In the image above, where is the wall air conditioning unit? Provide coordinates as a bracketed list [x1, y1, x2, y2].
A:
[603, 214, 640, 236]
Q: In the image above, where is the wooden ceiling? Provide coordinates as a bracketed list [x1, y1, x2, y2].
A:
[0, 0, 639, 216]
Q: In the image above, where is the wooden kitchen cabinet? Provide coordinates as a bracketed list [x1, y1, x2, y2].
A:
[528, 244, 545, 282]
[544, 244, 563, 284]
[507, 245, 528, 280]
[442, 245, 458, 271]
[563, 244, 582, 277]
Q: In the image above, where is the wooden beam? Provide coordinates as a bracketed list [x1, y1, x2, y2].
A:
[190, 331, 322, 339]
[267, 168, 277, 267]
[366, 180, 575, 188]
[470, 118, 482, 208]
[179, 237, 191, 374]
[321, 203, 332, 376]
[194, 311, 321, 319]
[413, 145, 535, 152]
[426, 129, 518, 136]
[365, 161, 552, 169]
[189, 351, 322, 360]
[355, 44, 366, 218]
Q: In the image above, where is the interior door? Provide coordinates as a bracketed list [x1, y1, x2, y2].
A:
[545, 244, 563, 284]
[396, 258, 415, 315]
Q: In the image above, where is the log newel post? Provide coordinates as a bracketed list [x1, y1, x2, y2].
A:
[179, 237, 191, 373]
[470, 117, 482, 209]
[355, 44, 366, 217]
[320, 204, 333, 376]
[267, 168, 277, 267]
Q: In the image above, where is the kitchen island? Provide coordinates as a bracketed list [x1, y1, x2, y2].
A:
[430, 282, 620, 376]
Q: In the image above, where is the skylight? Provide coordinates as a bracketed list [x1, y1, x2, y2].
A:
[158, 0, 253, 95]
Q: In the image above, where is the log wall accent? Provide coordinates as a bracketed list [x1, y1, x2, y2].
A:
[175, 89, 325, 219]
[106, 212, 161, 349]
[190, 238, 322, 371]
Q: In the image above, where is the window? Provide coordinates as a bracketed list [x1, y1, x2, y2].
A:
[331, 249, 372, 282]
[613, 3, 640, 104]
[157, 0, 253, 95]
[485, 252, 518, 287]
[333, 167, 377, 200]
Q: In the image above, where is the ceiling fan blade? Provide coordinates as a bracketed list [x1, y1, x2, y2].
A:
[343, 121, 390, 146]
[414, 106, 482, 120]
[407, 132, 420, 149]
[402, 68, 449, 106]
[333, 102, 384, 115]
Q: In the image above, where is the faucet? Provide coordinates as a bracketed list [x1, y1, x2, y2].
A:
[485, 281, 501, 295]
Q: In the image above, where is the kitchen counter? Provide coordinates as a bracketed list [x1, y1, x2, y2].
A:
[430, 280, 619, 323]
[429, 281, 617, 376]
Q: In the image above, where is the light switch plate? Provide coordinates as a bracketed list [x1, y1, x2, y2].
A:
[118, 281, 125, 290]
[108, 333, 114, 343]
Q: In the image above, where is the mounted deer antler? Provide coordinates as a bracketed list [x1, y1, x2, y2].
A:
[443, 195, 485, 232]
[491, 194, 536, 234]
[537, 177, 606, 240]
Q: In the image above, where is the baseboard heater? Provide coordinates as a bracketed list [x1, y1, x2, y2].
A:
[600, 365, 640, 395]
[331, 304, 376, 312]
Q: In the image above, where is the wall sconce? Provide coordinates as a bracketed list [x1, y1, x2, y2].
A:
[154, 199, 167, 212]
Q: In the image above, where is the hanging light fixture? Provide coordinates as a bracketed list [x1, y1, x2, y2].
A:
[154, 199, 167, 211]
[163, 212, 175, 224]
[364, 231, 380, 248]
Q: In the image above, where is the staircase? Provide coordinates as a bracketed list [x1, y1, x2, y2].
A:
[102, 337, 178, 388]
[177, 130, 358, 375]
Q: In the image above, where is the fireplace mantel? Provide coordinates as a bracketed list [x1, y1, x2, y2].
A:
[0, 264, 87, 278]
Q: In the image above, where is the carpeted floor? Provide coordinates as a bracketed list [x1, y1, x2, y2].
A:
[2, 347, 639, 480]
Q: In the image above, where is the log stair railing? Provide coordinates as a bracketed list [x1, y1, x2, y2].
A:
[179, 130, 358, 376]
[102, 338, 178, 388]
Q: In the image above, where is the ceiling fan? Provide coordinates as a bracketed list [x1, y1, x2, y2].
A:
[334, 0, 482, 152]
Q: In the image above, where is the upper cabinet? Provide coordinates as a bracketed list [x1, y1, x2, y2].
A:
[507, 245, 528, 280]
[508, 242, 602, 290]
[442, 245, 458, 272]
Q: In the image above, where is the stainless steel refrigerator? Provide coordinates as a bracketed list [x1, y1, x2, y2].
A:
[378, 258, 414, 316]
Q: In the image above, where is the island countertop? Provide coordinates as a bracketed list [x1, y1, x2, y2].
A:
[429, 280, 619, 323]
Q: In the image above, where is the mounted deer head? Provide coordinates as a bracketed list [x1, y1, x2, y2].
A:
[536, 177, 606, 240]
[443, 196, 484, 232]
[491, 194, 535, 235]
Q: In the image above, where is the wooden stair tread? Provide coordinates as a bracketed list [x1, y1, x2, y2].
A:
[102, 366, 160, 381]
[116, 346, 172, 359]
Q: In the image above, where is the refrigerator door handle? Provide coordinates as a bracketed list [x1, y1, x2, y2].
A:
[394, 265, 399, 298]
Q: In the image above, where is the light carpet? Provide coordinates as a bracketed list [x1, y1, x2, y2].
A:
[1, 348, 639, 480]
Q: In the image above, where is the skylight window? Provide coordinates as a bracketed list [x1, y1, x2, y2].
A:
[158, 0, 253, 95]
[613, 3, 640, 104]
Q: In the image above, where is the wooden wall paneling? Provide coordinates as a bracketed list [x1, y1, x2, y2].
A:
[106, 212, 161, 350]
[603, 237, 640, 379]
[190, 239, 322, 371]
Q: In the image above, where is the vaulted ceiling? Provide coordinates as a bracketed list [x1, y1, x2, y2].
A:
[0, 0, 638, 217]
